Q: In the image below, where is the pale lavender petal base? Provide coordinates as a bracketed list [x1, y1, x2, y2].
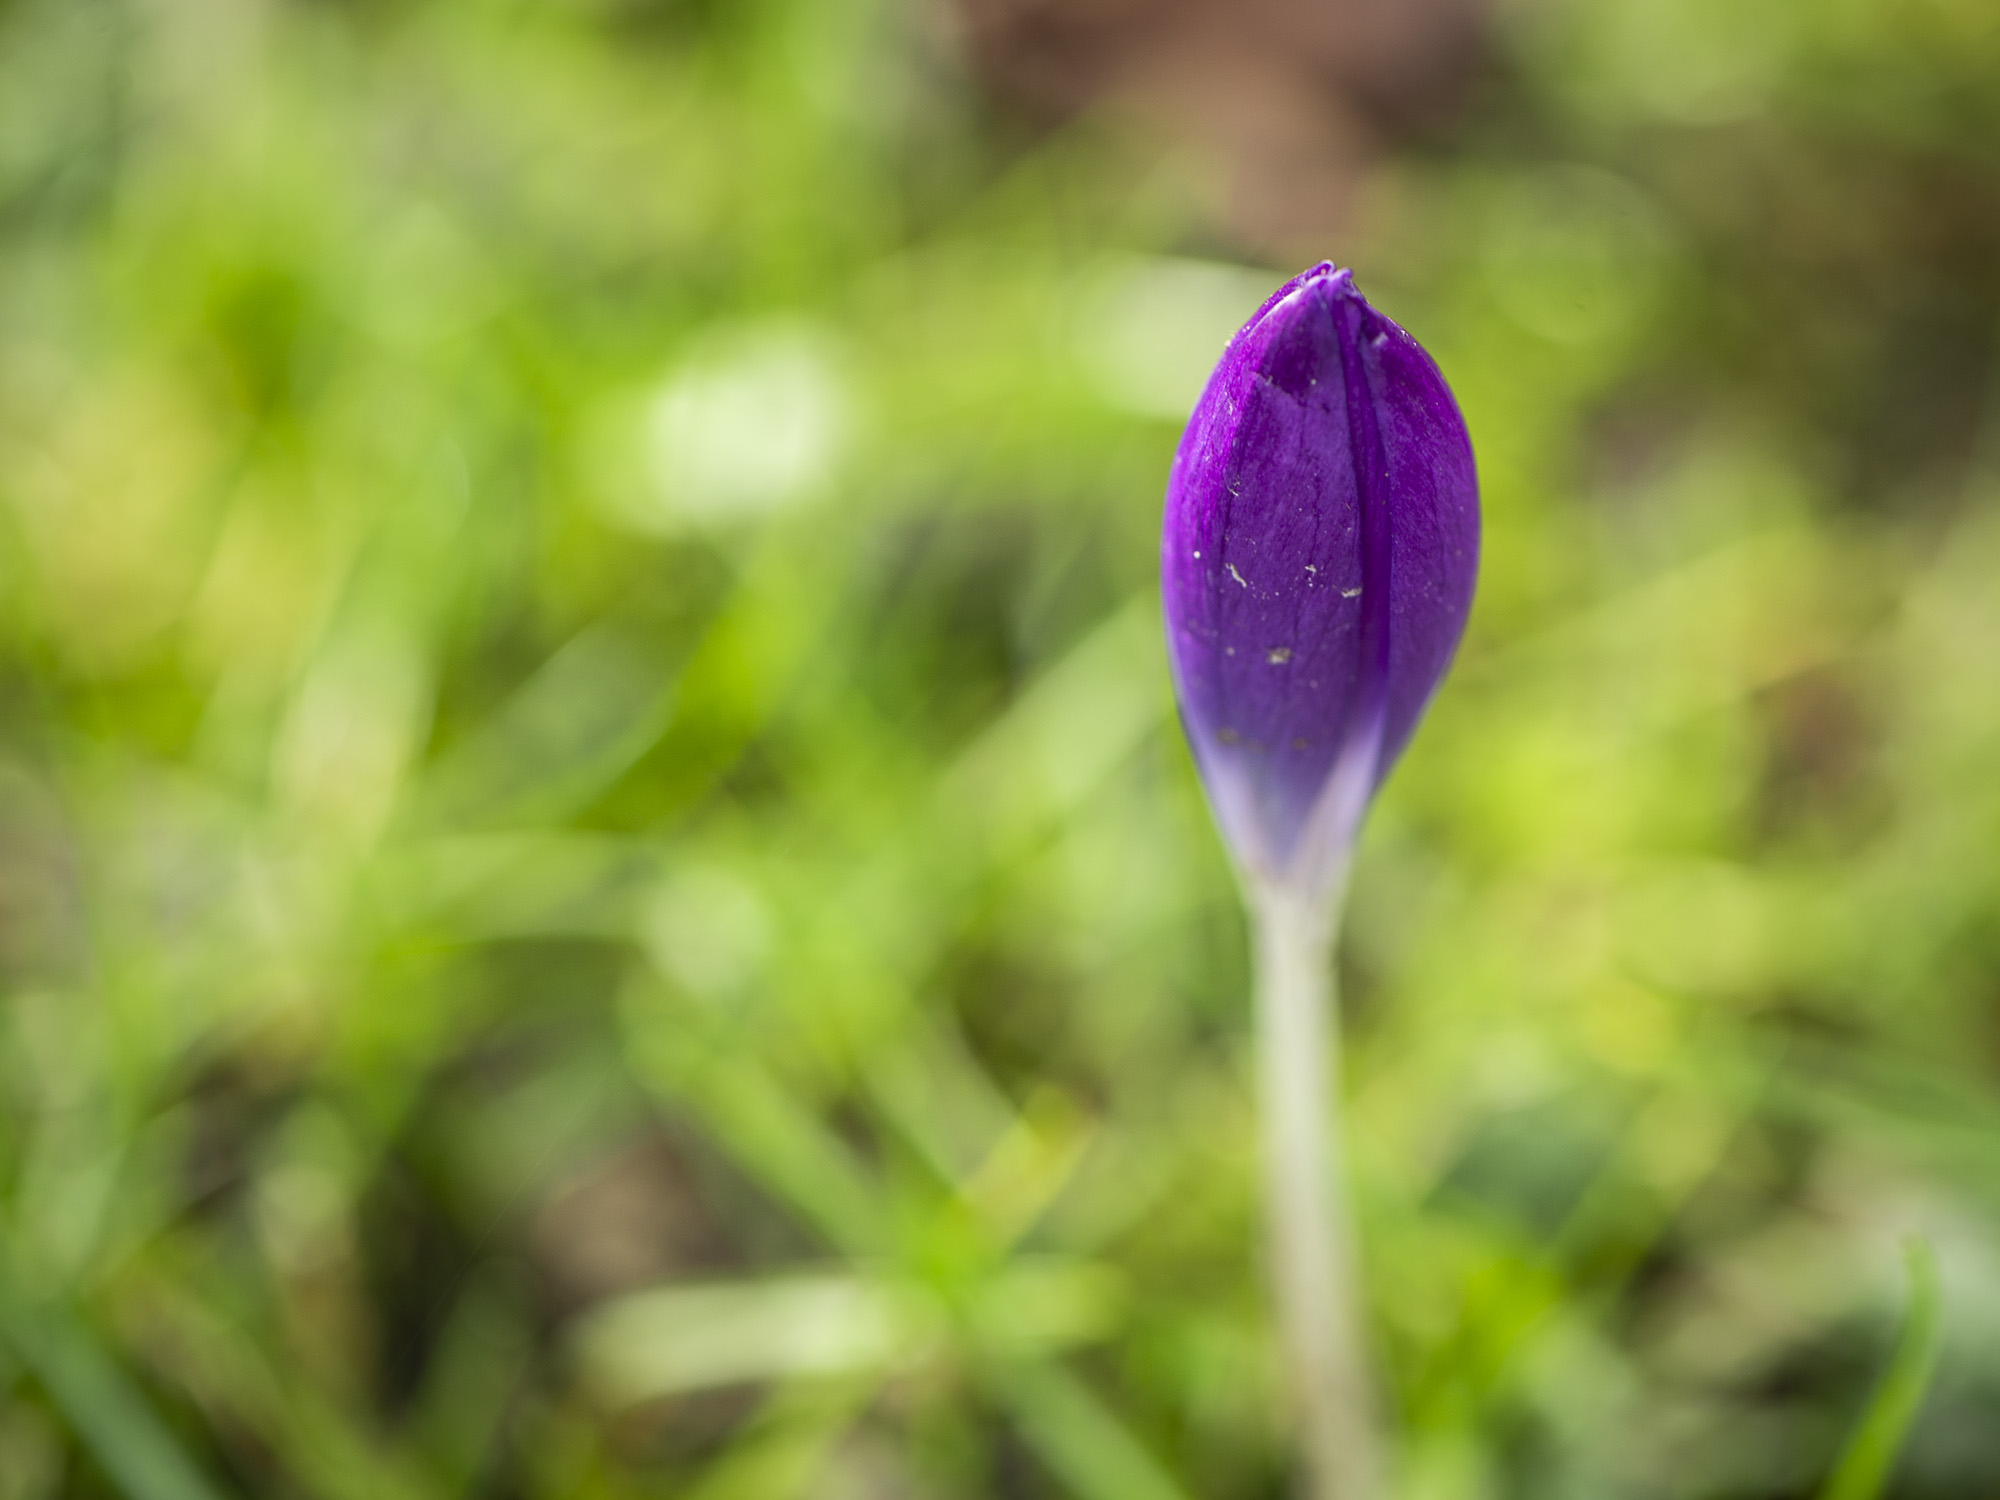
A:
[1162, 264, 1478, 891]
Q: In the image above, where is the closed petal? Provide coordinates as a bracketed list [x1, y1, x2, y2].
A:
[1162, 264, 1477, 887]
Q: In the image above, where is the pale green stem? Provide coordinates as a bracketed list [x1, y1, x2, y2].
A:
[1249, 872, 1380, 1500]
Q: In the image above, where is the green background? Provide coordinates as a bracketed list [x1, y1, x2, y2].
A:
[1, 0, 1998, 1495]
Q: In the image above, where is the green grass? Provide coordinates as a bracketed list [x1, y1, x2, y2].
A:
[1820, 1240, 1943, 1500]
[1, 0, 1998, 1495]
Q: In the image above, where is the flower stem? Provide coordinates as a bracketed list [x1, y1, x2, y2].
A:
[1249, 873, 1380, 1500]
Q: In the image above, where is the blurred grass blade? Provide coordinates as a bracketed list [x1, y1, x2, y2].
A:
[136, 1270, 440, 1500]
[681, 1380, 876, 1500]
[1819, 1238, 1942, 1500]
[969, 1259, 1127, 1357]
[941, 595, 1165, 850]
[373, 831, 656, 941]
[996, 1360, 1191, 1500]
[414, 626, 679, 827]
[0, 1262, 228, 1500]
[572, 1275, 924, 1406]
[623, 994, 888, 1254]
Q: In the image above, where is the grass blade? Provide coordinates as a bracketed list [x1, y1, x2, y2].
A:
[0, 1269, 228, 1500]
[1819, 1238, 1943, 1500]
[996, 1359, 1192, 1500]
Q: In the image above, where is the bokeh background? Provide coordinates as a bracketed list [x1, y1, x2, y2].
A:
[2, 0, 1999, 1495]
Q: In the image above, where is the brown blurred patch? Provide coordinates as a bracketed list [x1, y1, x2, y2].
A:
[948, 0, 1493, 243]
[530, 1131, 740, 1313]
[1753, 665, 1882, 847]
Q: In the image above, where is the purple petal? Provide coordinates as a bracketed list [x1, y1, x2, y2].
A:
[1161, 264, 1478, 891]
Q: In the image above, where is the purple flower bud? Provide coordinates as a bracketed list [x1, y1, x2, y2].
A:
[1162, 264, 1479, 895]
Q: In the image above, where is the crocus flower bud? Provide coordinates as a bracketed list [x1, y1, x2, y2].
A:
[1162, 264, 1478, 898]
